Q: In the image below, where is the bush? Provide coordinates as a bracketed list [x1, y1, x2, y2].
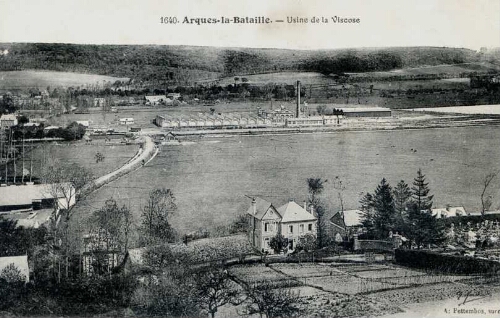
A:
[395, 249, 500, 274]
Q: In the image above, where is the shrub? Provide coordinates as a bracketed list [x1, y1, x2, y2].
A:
[395, 249, 500, 274]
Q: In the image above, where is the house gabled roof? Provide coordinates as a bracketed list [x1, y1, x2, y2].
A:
[329, 211, 346, 229]
[277, 201, 316, 223]
[0, 183, 74, 207]
[246, 197, 276, 220]
[342, 210, 364, 227]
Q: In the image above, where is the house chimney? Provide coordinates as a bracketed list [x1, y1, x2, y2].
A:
[303, 201, 307, 211]
[252, 198, 257, 215]
[310, 205, 314, 215]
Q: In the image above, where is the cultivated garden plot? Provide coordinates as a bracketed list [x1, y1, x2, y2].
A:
[332, 264, 391, 273]
[306, 273, 403, 295]
[229, 264, 290, 283]
[296, 292, 403, 318]
[378, 274, 474, 286]
[352, 268, 428, 279]
[270, 263, 347, 278]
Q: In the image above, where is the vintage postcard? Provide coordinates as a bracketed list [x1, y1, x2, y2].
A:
[0, 0, 500, 317]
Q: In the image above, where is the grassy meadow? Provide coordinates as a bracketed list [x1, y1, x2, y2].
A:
[66, 125, 500, 235]
[0, 70, 129, 90]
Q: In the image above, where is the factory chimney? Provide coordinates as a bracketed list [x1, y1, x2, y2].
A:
[296, 80, 301, 118]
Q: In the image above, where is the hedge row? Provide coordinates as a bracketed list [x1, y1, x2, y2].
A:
[395, 249, 500, 274]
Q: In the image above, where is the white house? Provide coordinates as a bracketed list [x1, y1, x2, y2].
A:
[93, 98, 106, 107]
[76, 120, 90, 127]
[0, 114, 18, 129]
[145, 95, 167, 105]
[119, 118, 134, 125]
[431, 206, 467, 219]
[247, 197, 317, 254]
[167, 93, 181, 100]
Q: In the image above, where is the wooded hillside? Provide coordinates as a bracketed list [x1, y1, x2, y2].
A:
[0, 43, 485, 83]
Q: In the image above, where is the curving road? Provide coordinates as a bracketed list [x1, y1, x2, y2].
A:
[84, 136, 157, 193]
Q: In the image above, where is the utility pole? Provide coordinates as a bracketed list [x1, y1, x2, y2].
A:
[21, 131, 25, 183]
[29, 140, 33, 182]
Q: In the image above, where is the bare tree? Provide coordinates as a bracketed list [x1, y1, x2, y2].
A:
[87, 199, 132, 276]
[481, 171, 498, 216]
[243, 280, 302, 318]
[196, 266, 240, 318]
[141, 188, 177, 244]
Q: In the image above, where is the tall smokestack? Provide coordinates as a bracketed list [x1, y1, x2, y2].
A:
[296, 80, 301, 118]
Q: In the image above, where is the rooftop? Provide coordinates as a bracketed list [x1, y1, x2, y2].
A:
[246, 197, 273, 220]
[277, 201, 316, 223]
[342, 210, 364, 227]
[0, 183, 72, 207]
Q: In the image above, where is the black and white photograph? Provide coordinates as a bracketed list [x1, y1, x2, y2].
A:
[0, 0, 500, 317]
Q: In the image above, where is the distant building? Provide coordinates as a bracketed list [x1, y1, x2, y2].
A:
[0, 183, 76, 213]
[2, 209, 53, 229]
[167, 93, 181, 100]
[311, 104, 391, 118]
[431, 206, 467, 219]
[338, 107, 392, 118]
[247, 197, 317, 254]
[119, 118, 134, 125]
[82, 230, 121, 276]
[0, 114, 18, 129]
[76, 120, 90, 127]
[0, 255, 29, 282]
[328, 209, 365, 239]
[93, 98, 106, 107]
[285, 116, 341, 127]
[258, 105, 294, 123]
[145, 95, 167, 106]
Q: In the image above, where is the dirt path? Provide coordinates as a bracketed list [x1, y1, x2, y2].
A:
[85, 136, 157, 192]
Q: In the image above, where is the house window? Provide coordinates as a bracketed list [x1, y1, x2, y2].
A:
[265, 237, 270, 248]
[300, 224, 304, 233]
[289, 225, 293, 234]
[264, 223, 269, 232]
[308, 224, 313, 231]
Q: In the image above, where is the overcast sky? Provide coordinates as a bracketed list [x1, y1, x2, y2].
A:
[0, 0, 498, 50]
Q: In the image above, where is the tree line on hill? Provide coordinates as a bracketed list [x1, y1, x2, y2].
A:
[0, 43, 482, 82]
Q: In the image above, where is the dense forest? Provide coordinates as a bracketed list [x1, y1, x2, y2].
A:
[0, 43, 485, 83]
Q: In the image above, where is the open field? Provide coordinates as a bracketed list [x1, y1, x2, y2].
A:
[348, 62, 500, 78]
[0, 70, 129, 90]
[357, 78, 470, 91]
[213, 72, 336, 86]
[67, 124, 500, 234]
[414, 104, 500, 115]
[7, 140, 138, 181]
